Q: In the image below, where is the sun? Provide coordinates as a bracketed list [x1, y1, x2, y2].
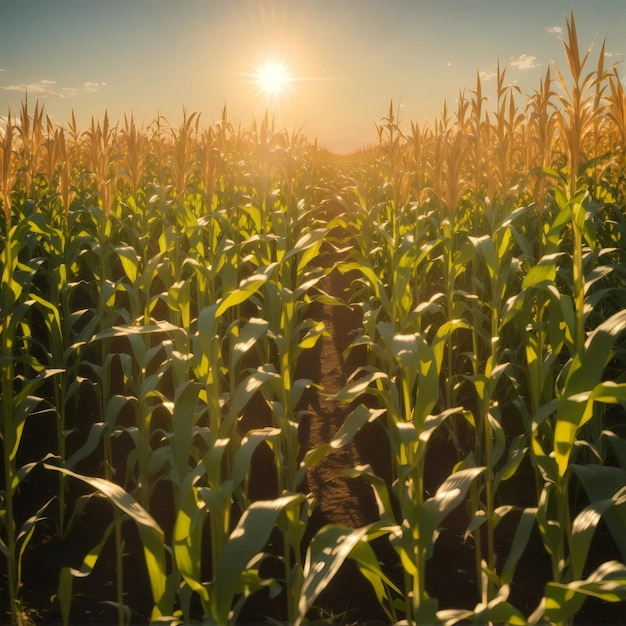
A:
[254, 61, 292, 98]
[237, 54, 330, 109]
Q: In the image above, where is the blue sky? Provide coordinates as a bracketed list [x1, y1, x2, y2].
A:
[0, 0, 624, 151]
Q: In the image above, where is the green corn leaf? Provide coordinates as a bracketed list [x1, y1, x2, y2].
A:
[545, 560, 626, 622]
[224, 366, 277, 428]
[392, 332, 419, 379]
[289, 378, 314, 413]
[554, 309, 626, 476]
[496, 434, 528, 483]
[9, 366, 63, 465]
[490, 409, 507, 468]
[536, 482, 560, 553]
[547, 285, 576, 354]
[302, 443, 329, 469]
[604, 430, 626, 471]
[585, 381, 626, 404]
[419, 466, 485, 553]
[468, 234, 498, 281]
[205, 438, 230, 488]
[467, 505, 518, 536]
[197, 303, 219, 356]
[6, 396, 42, 473]
[344, 464, 396, 522]
[473, 586, 527, 625]
[66, 422, 106, 468]
[297, 320, 325, 351]
[115, 244, 140, 283]
[545, 189, 573, 253]
[338, 261, 391, 312]
[169, 381, 202, 488]
[295, 524, 371, 626]
[571, 189, 596, 250]
[216, 264, 276, 317]
[292, 227, 327, 273]
[229, 317, 269, 372]
[105, 394, 132, 429]
[231, 427, 281, 490]
[213, 493, 304, 624]
[572, 463, 626, 563]
[436, 608, 475, 625]
[419, 407, 464, 445]
[92, 321, 180, 342]
[173, 470, 210, 608]
[522, 253, 563, 289]
[388, 523, 417, 577]
[16, 497, 54, 547]
[500, 507, 538, 586]
[431, 319, 471, 376]
[44, 464, 169, 617]
[569, 497, 615, 581]
[334, 370, 387, 402]
[394, 420, 418, 459]
[165, 279, 192, 328]
[348, 526, 401, 621]
[58, 523, 114, 626]
[331, 405, 386, 448]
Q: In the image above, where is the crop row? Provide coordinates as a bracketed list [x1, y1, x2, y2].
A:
[1, 12, 626, 626]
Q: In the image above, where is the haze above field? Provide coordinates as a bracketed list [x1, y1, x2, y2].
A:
[0, 0, 624, 152]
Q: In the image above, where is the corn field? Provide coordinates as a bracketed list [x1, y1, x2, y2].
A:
[2, 13, 626, 626]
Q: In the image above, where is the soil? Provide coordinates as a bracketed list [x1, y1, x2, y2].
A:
[5, 219, 626, 625]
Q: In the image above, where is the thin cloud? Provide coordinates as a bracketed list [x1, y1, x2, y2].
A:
[511, 54, 540, 71]
[82, 81, 107, 92]
[4, 79, 63, 97]
[479, 70, 497, 82]
[3, 78, 106, 98]
[545, 26, 563, 35]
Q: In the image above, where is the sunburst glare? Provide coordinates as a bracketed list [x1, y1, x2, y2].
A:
[237, 54, 330, 109]
[255, 61, 292, 98]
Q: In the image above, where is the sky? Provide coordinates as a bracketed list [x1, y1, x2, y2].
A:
[0, 0, 624, 152]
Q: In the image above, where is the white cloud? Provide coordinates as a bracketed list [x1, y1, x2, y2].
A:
[479, 70, 497, 82]
[2, 78, 107, 98]
[446, 61, 452, 68]
[83, 81, 107, 92]
[511, 54, 540, 71]
[545, 26, 563, 35]
[605, 52, 622, 58]
[3, 80, 63, 97]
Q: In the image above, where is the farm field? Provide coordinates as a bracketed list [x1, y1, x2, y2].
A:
[2, 13, 626, 626]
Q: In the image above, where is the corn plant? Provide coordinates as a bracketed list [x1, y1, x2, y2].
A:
[464, 207, 531, 605]
[44, 463, 175, 625]
[331, 324, 485, 624]
[1, 217, 62, 624]
[1, 112, 18, 229]
[26, 213, 96, 538]
[518, 311, 626, 624]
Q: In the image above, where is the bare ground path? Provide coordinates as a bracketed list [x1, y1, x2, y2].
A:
[295, 222, 392, 623]
[299, 223, 385, 529]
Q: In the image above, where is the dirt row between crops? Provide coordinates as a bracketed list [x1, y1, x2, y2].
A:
[300, 247, 381, 529]
[293, 224, 395, 624]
